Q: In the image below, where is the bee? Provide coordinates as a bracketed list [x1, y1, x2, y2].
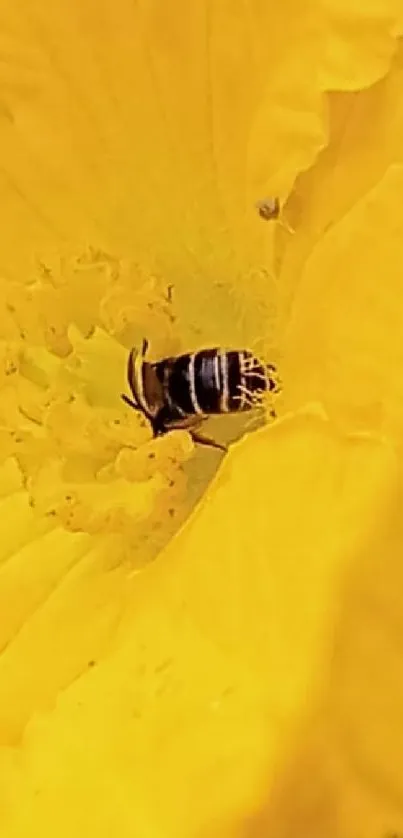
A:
[121, 339, 280, 452]
[255, 197, 280, 221]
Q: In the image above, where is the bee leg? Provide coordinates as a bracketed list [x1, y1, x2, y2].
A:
[153, 408, 228, 451]
[152, 411, 226, 452]
[121, 393, 141, 411]
[127, 338, 149, 372]
[151, 405, 176, 437]
[152, 409, 206, 436]
[190, 428, 228, 453]
[122, 338, 151, 412]
[184, 416, 227, 452]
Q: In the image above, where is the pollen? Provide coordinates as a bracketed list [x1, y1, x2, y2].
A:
[0, 251, 192, 566]
[115, 430, 193, 483]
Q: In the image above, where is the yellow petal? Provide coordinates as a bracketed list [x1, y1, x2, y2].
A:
[0, 0, 399, 348]
[0, 412, 396, 837]
[277, 41, 403, 332]
[283, 165, 403, 439]
[0, 2, 402, 837]
[320, 0, 403, 89]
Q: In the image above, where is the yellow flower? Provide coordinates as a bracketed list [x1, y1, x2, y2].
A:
[1, 1, 403, 837]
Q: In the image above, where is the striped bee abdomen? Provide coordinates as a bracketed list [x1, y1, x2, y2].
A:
[194, 350, 221, 413]
[160, 354, 195, 416]
[157, 348, 276, 417]
[227, 350, 245, 411]
[122, 340, 280, 452]
[236, 350, 274, 411]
